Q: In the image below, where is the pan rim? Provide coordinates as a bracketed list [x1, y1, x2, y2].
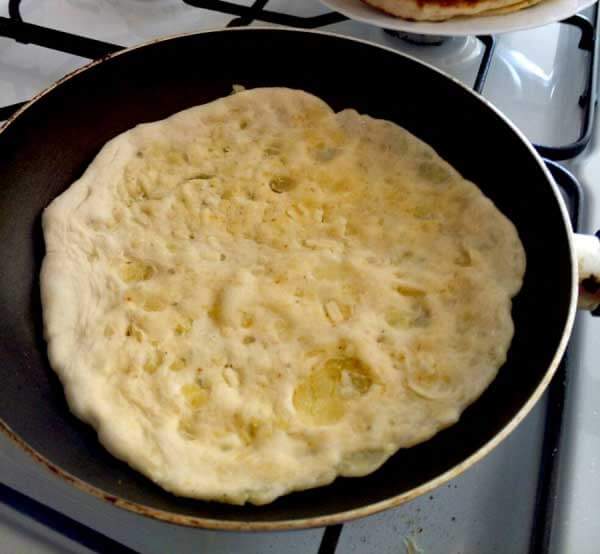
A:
[0, 26, 578, 532]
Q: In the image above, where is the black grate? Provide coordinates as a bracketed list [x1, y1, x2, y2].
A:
[533, 10, 599, 160]
[0, 0, 597, 160]
[0, 481, 138, 554]
[182, 0, 347, 27]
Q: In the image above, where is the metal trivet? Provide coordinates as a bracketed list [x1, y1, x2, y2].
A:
[0, 0, 597, 160]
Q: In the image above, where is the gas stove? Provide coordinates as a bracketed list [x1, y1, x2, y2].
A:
[1, 2, 599, 553]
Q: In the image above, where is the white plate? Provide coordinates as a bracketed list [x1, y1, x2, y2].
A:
[319, 0, 595, 36]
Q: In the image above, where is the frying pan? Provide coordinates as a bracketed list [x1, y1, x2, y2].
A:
[0, 28, 599, 531]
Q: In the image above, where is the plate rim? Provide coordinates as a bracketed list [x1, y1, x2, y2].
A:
[319, 0, 596, 36]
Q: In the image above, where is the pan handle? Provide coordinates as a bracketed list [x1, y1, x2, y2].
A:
[574, 232, 600, 313]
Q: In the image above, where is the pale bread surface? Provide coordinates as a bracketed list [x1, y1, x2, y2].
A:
[362, 0, 543, 21]
[41, 88, 525, 505]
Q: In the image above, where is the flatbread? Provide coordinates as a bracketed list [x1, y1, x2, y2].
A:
[480, 0, 542, 16]
[41, 88, 525, 505]
[362, 0, 543, 21]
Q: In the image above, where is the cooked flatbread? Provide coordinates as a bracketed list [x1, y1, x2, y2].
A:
[362, 0, 543, 21]
[41, 88, 525, 505]
[480, 0, 542, 16]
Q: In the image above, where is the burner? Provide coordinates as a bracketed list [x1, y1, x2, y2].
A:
[384, 29, 447, 45]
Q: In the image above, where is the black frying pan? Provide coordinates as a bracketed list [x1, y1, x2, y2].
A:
[0, 28, 580, 530]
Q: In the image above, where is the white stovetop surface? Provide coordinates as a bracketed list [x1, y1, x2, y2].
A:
[0, 411, 546, 554]
[549, 129, 600, 554]
[0, 0, 592, 146]
[1, 1, 599, 553]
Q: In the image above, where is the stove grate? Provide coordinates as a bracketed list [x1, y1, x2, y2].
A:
[0, 0, 597, 160]
[534, 11, 599, 160]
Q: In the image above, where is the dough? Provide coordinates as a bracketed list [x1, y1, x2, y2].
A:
[41, 88, 525, 505]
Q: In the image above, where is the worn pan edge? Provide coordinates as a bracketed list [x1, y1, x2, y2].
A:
[0, 26, 578, 531]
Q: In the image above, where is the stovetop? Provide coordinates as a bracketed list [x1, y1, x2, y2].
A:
[2, 1, 598, 154]
[1, 2, 599, 553]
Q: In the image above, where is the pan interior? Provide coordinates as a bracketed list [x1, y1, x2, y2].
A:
[0, 29, 572, 525]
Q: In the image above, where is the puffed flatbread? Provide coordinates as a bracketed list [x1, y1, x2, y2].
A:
[41, 88, 525, 505]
